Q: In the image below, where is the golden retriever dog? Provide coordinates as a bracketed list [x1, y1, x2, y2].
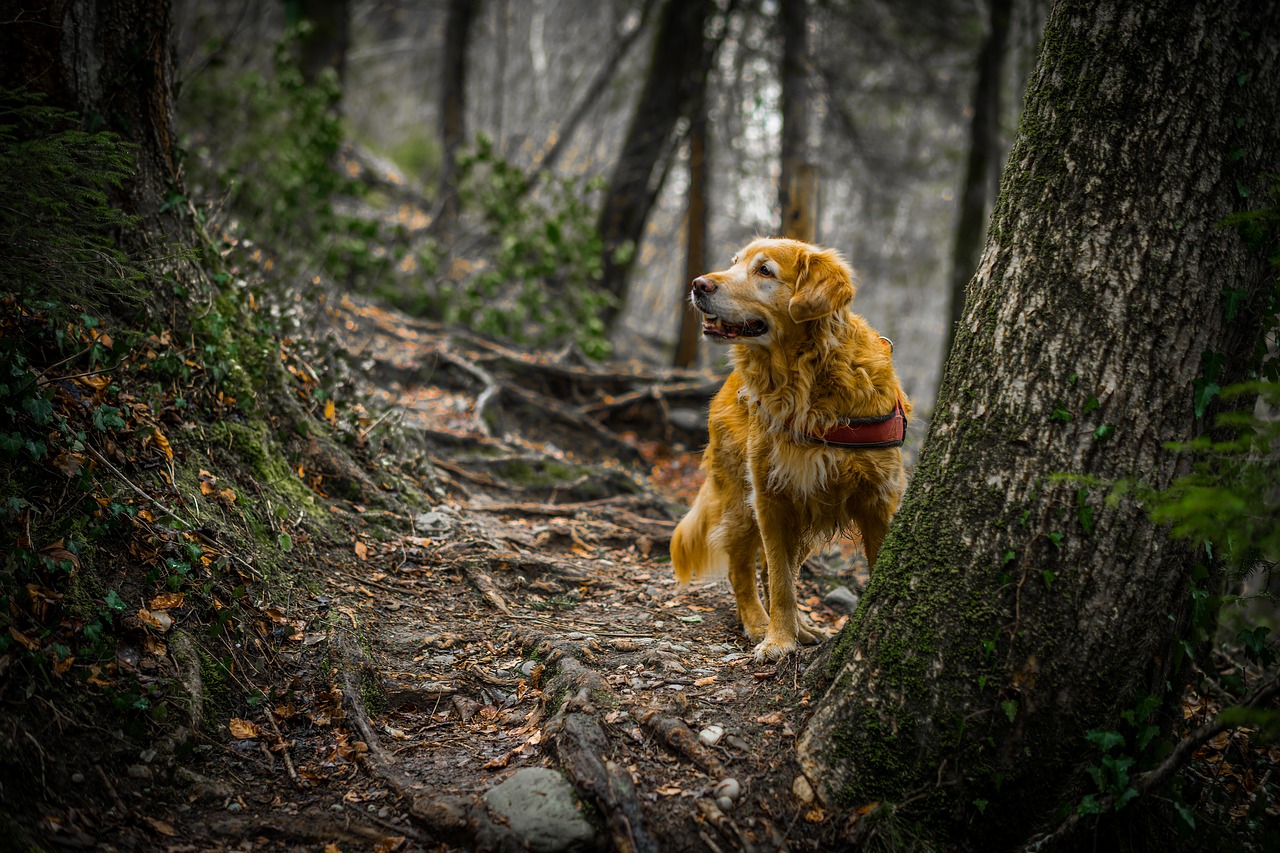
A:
[670, 238, 909, 661]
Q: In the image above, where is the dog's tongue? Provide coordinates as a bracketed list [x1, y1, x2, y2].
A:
[703, 316, 760, 338]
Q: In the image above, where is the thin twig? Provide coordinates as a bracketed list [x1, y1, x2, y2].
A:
[263, 705, 300, 787]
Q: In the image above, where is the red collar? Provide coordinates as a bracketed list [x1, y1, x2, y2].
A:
[797, 391, 907, 449]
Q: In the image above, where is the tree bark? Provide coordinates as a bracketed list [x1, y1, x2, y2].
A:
[778, 0, 816, 242]
[942, 0, 1012, 362]
[289, 0, 351, 88]
[798, 1, 1280, 846]
[674, 106, 708, 369]
[0, 0, 182, 242]
[437, 0, 481, 230]
[595, 0, 719, 326]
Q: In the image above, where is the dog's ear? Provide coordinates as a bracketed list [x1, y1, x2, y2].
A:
[788, 248, 856, 323]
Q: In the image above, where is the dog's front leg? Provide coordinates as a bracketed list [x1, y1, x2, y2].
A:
[750, 491, 806, 662]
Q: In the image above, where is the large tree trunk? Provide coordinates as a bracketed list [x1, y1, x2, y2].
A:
[799, 0, 1280, 846]
[778, 0, 816, 242]
[942, 0, 1012, 362]
[0, 0, 182, 244]
[595, 0, 718, 326]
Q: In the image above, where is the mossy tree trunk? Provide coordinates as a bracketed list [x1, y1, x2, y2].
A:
[798, 0, 1280, 846]
[0, 0, 184, 249]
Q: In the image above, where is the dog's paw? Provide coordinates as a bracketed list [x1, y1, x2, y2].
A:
[753, 635, 797, 662]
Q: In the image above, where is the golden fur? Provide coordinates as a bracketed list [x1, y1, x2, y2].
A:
[670, 238, 910, 661]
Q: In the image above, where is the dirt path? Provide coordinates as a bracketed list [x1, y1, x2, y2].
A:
[159, 297, 869, 852]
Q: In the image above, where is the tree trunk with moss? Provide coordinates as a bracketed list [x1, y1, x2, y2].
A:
[0, 0, 183, 247]
[798, 1, 1280, 846]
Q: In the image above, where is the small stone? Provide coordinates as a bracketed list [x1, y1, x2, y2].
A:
[652, 620, 664, 628]
[823, 585, 860, 613]
[126, 765, 152, 780]
[226, 801, 243, 813]
[71, 772, 85, 784]
[713, 778, 741, 801]
[698, 725, 725, 747]
[716, 796, 735, 812]
[520, 660, 539, 677]
[483, 767, 595, 853]
[792, 774, 815, 804]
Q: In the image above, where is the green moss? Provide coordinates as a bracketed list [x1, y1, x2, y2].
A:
[210, 420, 321, 517]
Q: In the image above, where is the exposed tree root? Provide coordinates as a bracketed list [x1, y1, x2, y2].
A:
[554, 712, 659, 853]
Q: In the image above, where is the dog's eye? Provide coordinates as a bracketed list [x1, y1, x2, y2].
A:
[757, 264, 773, 278]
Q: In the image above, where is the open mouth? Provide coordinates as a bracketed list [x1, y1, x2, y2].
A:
[701, 314, 768, 339]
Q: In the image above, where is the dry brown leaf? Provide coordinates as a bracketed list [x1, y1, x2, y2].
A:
[143, 816, 178, 836]
[136, 608, 174, 633]
[354, 541, 368, 561]
[149, 592, 185, 610]
[755, 711, 786, 725]
[229, 718, 260, 739]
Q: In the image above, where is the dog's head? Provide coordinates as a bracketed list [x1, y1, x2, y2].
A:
[689, 238, 857, 347]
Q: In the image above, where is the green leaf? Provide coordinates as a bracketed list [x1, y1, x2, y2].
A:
[1001, 700, 1018, 722]
[277, 533, 293, 553]
[1050, 407, 1073, 423]
[1082, 396, 1100, 416]
[1093, 424, 1115, 441]
[1042, 569, 1056, 590]
[1193, 379, 1220, 418]
[973, 798, 988, 814]
[1173, 800, 1196, 829]
[104, 589, 126, 612]
[1114, 787, 1139, 810]
[679, 614, 703, 623]
[1045, 531, 1064, 548]
[1085, 728, 1125, 753]
[22, 396, 54, 425]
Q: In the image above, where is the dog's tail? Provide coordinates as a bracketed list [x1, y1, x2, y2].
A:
[671, 482, 729, 583]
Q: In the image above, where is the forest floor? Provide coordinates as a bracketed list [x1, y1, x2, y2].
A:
[9, 289, 1276, 853]
[12, 293, 876, 853]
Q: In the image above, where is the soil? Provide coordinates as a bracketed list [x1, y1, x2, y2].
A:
[9, 295, 872, 852]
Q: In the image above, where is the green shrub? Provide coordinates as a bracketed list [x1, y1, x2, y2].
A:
[446, 133, 612, 358]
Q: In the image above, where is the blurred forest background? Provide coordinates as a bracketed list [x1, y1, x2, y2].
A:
[173, 0, 1047, 405]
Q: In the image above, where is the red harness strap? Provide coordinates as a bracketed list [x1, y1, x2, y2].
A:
[798, 338, 906, 449]
[801, 391, 907, 449]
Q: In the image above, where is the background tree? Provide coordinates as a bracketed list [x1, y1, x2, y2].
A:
[595, 0, 719, 327]
[437, 0, 482, 230]
[288, 0, 350, 88]
[942, 0, 1012, 362]
[674, 99, 709, 368]
[778, 0, 816, 242]
[799, 0, 1280, 846]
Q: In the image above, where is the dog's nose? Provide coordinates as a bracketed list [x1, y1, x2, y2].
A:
[693, 276, 716, 294]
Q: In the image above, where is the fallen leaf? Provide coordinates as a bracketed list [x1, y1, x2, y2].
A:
[143, 816, 178, 836]
[354, 541, 368, 561]
[324, 399, 336, 422]
[756, 711, 786, 725]
[137, 608, 174, 633]
[229, 718, 260, 739]
[149, 592, 185, 610]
